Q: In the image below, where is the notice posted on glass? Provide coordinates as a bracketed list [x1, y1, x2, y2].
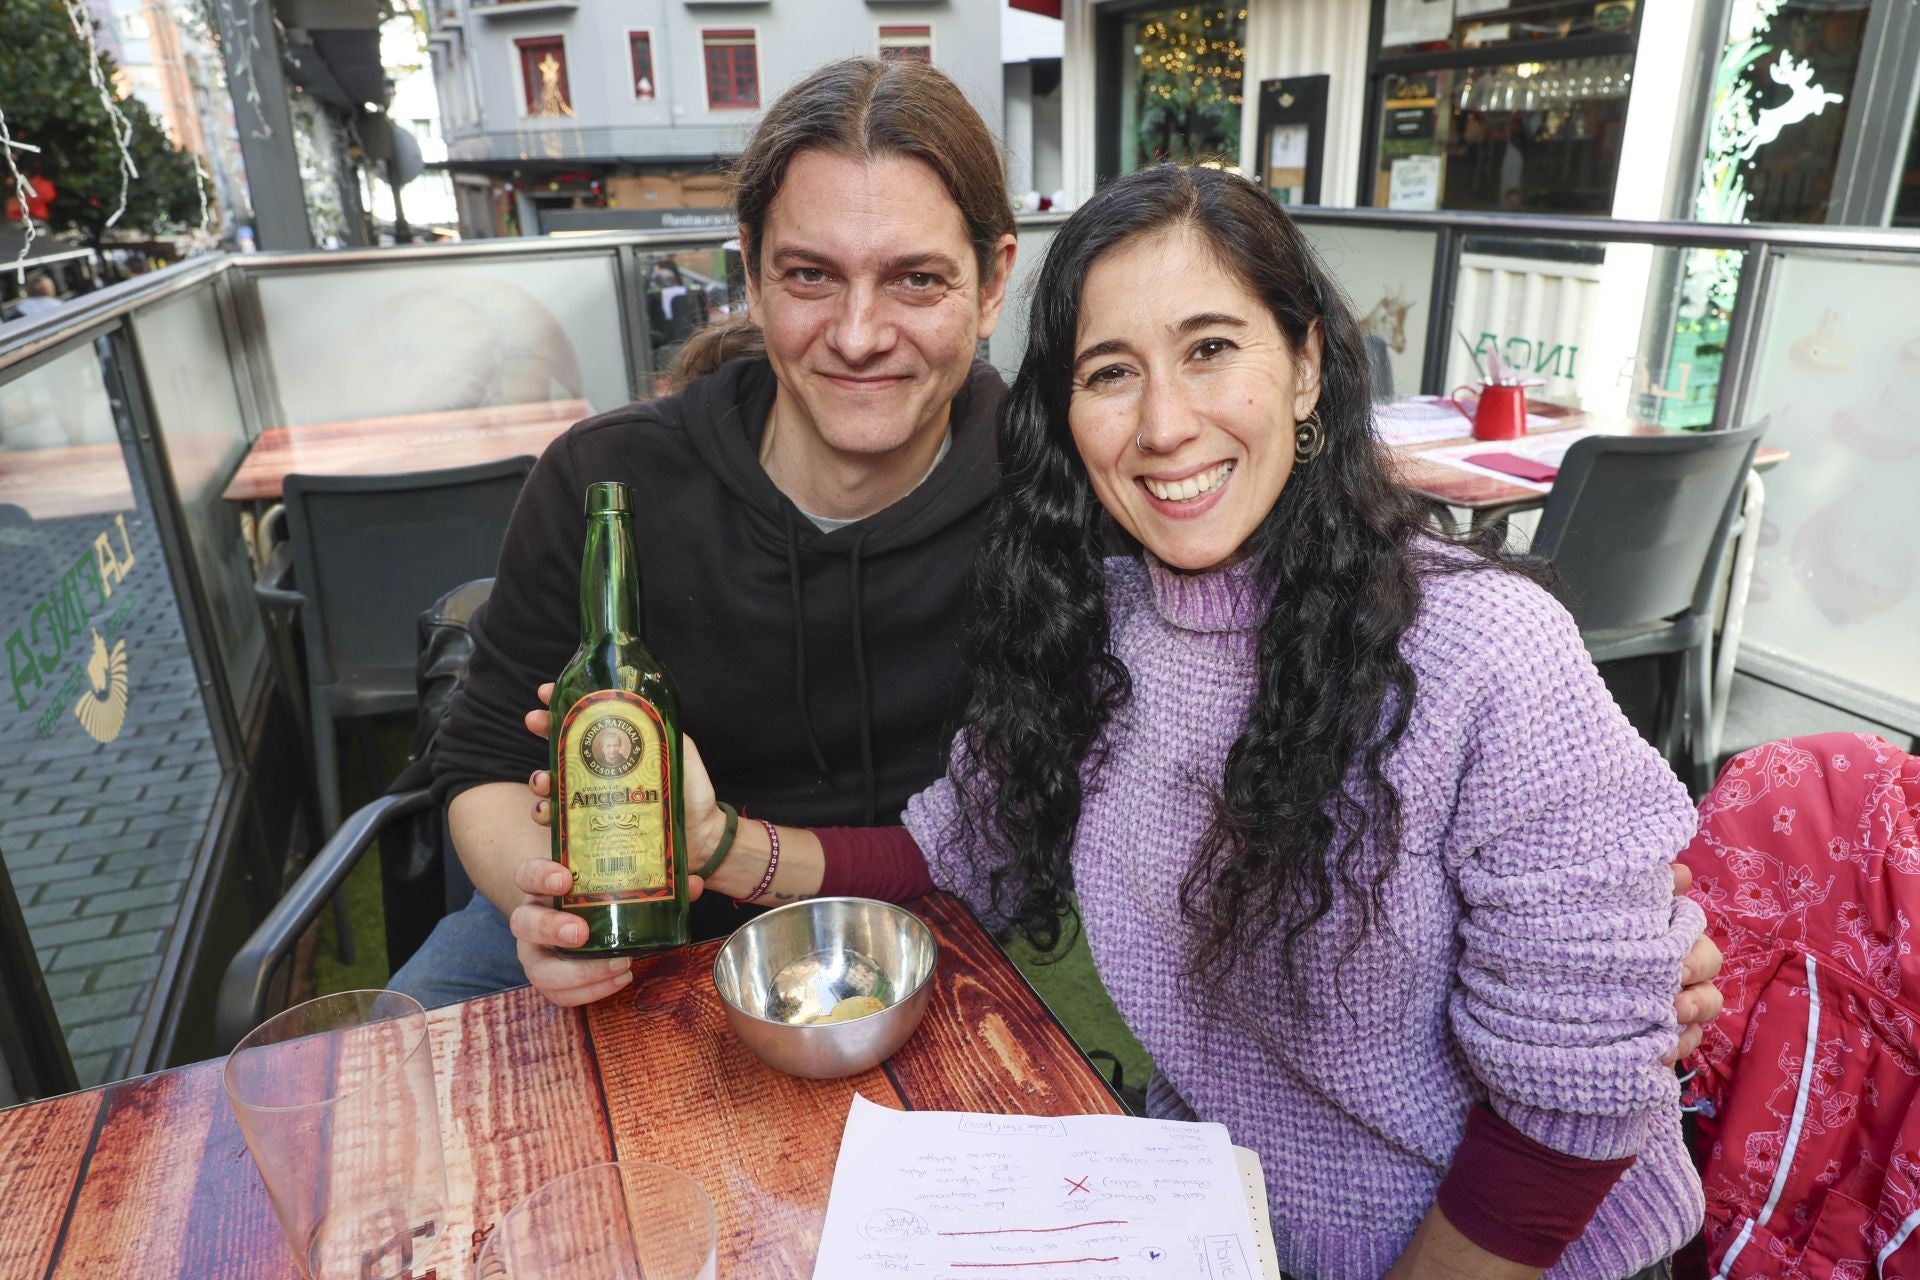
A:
[813, 1094, 1263, 1280]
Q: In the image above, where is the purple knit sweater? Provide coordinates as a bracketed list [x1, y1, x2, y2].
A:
[903, 554, 1707, 1280]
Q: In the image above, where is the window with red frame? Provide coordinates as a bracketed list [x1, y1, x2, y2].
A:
[515, 36, 571, 115]
[702, 29, 759, 109]
[878, 25, 932, 64]
[630, 32, 655, 99]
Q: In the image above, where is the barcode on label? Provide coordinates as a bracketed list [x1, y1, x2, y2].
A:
[597, 857, 636, 874]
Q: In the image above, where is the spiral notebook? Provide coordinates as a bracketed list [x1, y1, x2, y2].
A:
[813, 1094, 1284, 1279]
[1234, 1145, 1284, 1279]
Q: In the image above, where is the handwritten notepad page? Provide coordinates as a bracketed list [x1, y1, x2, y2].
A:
[1374, 397, 1476, 446]
[813, 1094, 1270, 1280]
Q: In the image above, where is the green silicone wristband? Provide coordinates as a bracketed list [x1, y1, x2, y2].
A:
[694, 801, 740, 880]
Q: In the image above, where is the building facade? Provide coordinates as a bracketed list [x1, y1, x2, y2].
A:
[1003, 2, 1065, 202]
[1052, 0, 1920, 420]
[1059, 0, 1920, 227]
[425, 0, 1003, 236]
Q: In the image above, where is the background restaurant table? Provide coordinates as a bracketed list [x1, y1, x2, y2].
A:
[0, 430, 239, 520]
[0, 893, 1124, 1279]
[1384, 402, 1790, 512]
[221, 398, 590, 504]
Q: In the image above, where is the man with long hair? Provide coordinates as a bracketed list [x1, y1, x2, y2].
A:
[392, 58, 1018, 1008]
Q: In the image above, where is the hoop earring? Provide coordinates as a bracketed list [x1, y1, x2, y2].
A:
[1135, 431, 1154, 454]
[1294, 410, 1325, 464]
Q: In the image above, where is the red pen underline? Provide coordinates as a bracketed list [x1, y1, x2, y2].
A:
[938, 1221, 1129, 1238]
[949, 1259, 1121, 1269]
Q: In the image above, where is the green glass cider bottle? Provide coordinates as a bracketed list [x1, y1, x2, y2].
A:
[549, 481, 689, 954]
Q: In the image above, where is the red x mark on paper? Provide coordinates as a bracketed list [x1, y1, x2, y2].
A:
[1063, 1175, 1091, 1196]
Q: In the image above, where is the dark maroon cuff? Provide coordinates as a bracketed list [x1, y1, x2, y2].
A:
[815, 826, 936, 902]
[1434, 1105, 1636, 1270]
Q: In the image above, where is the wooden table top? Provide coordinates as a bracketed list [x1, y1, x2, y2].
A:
[221, 399, 592, 504]
[0, 893, 1122, 1279]
[1385, 403, 1789, 511]
[0, 441, 135, 521]
[0, 430, 242, 522]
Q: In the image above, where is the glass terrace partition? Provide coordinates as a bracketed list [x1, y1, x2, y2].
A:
[1296, 222, 1441, 399]
[0, 330, 228, 1086]
[129, 285, 264, 709]
[252, 254, 633, 426]
[1735, 249, 1920, 728]
[0, 232, 732, 1092]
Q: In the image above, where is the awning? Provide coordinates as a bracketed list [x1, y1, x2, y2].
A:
[1009, 0, 1061, 17]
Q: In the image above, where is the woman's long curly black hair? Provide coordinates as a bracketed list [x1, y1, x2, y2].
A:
[953, 165, 1512, 1005]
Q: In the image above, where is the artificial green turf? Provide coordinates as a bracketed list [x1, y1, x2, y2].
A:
[311, 719, 407, 996]
[1004, 922, 1153, 1105]
[312, 845, 389, 994]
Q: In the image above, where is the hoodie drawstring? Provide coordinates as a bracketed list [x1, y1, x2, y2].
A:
[849, 531, 876, 825]
[783, 507, 833, 781]
[781, 510, 880, 821]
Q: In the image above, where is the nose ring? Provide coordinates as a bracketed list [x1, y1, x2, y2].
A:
[1135, 432, 1154, 454]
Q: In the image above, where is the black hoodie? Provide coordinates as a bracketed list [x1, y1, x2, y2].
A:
[434, 356, 1003, 929]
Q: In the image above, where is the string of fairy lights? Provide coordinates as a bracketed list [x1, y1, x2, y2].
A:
[62, 0, 141, 229]
[3, 0, 221, 279]
[1, 114, 38, 282]
[1136, 9, 1249, 107]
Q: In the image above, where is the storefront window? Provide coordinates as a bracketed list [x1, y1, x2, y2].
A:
[1695, 0, 1872, 225]
[1379, 0, 1637, 57]
[1371, 54, 1632, 213]
[1105, 5, 1246, 176]
[878, 25, 933, 65]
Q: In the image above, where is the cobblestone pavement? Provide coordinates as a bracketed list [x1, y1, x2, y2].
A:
[1, 489, 221, 1086]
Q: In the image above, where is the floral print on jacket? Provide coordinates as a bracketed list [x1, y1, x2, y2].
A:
[1683, 733, 1920, 1279]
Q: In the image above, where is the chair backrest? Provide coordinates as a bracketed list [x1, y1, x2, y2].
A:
[1363, 333, 1395, 402]
[1528, 422, 1764, 633]
[668, 286, 708, 341]
[282, 457, 534, 689]
[383, 577, 493, 968]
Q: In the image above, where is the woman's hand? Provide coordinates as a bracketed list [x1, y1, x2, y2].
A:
[1667, 861, 1724, 1065]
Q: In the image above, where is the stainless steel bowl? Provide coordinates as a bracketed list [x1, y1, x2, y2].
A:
[711, 897, 938, 1080]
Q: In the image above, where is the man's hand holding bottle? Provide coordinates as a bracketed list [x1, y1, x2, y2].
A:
[509, 682, 727, 1006]
[514, 681, 827, 1006]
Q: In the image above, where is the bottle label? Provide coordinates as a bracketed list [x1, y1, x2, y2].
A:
[555, 689, 675, 904]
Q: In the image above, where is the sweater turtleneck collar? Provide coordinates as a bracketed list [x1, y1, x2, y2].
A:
[1142, 552, 1269, 636]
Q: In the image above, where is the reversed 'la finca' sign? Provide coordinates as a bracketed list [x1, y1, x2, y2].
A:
[6, 514, 139, 740]
[1473, 331, 1580, 380]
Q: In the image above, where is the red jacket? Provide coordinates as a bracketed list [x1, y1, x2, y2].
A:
[1682, 733, 1920, 1278]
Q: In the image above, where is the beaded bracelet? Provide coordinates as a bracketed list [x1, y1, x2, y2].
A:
[736, 818, 781, 906]
[693, 801, 740, 880]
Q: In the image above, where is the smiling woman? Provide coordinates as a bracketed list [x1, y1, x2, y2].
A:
[972, 163, 1469, 995]
[742, 164, 1712, 1280]
[1067, 230, 1322, 572]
